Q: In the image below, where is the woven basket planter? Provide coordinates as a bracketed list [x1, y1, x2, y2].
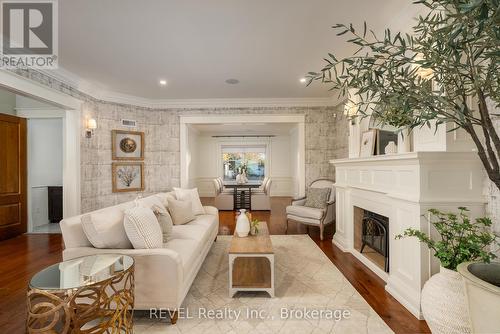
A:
[421, 266, 471, 334]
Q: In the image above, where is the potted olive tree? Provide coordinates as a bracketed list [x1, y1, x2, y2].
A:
[396, 208, 499, 334]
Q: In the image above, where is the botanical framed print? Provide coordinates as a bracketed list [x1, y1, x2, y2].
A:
[359, 129, 377, 157]
[112, 130, 144, 160]
[112, 162, 144, 192]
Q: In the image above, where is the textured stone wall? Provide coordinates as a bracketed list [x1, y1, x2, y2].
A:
[9, 66, 348, 212]
[81, 102, 349, 212]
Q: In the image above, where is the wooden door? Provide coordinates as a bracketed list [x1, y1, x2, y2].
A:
[0, 113, 27, 240]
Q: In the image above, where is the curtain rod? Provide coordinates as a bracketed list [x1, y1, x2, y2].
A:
[211, 135, 276, 138]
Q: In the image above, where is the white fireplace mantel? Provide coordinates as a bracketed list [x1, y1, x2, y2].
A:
[330, 151, 486, 319]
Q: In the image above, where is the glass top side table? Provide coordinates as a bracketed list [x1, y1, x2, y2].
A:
[27, 254, 134, 333]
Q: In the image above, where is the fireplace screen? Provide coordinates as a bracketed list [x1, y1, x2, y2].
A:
[360, 211, 389, 272]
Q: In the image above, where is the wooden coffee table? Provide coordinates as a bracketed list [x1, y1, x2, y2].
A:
[229, 221, 275, 297]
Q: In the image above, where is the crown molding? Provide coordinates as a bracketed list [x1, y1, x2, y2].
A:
[37, 67, 339, 109]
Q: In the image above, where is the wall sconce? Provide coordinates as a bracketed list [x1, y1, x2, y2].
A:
[85, 118, 97, 138]
[344, 101, 357, 125]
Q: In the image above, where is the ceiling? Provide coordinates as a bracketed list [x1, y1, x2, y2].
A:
[191, 123, 297, 135]
[58, 0, 416, 100]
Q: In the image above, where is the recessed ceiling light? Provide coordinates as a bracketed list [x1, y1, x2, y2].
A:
[159, 79, 167, 86]
[299, 77, 307, 84]
[225, 78, 239, 85]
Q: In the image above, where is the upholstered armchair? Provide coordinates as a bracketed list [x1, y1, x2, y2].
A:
[212, 177, 234, 210]
[285, 179, 335, 240]
[251, 177, 272, 210]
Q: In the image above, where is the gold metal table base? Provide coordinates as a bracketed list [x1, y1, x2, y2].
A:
[27, 264, 134, 333]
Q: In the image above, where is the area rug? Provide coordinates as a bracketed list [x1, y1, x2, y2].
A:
[134, 235, 393, 333]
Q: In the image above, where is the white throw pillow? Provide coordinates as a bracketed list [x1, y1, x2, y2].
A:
[167, 198, 195, 225]
[174, 187, 205, 215]
[137, 194, 173, 242]
[81, 209, 132, 249]
[152, 204, 173, 242]
[123, 207, 163, 249]
[154, 192, 177, 210]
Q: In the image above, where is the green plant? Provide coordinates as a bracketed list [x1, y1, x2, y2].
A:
[250, 219, 260, 235]
[308, 0, 500, 191]
[396, 207, 499, 270]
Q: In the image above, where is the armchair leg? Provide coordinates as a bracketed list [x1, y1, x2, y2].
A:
[285, 219, 289, 235]
[319, 222, 324, 241]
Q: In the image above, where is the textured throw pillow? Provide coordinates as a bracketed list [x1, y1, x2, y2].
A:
[123, 207, 163, 249]
[81, 209, 132, 249]
[173, 187, 205, 215]
[167, 198, 195, 225]
[152, 204, 173, 242]
[304, 188, 331, 209]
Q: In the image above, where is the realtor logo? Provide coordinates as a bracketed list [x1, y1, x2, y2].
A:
[0, 0, 58, 68]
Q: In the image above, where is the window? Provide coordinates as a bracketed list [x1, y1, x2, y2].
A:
[222, 146, 266, 181]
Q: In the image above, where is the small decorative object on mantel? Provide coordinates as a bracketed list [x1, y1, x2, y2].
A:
[384, 141, 397, 154]
[359, 129, 376, 157]
[397, 128, 411, 153]
[112, 130, 144, 160]
[396, 207, 499, 334]
[235, 209, 250, 237]
[112, 162, 144, 192]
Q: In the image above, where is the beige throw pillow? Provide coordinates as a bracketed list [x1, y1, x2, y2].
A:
[123, 207, 163, 249]
[152, 204, 173, 242]
[167, 198, 195, 225]
[81, 209, 132, 249]
[173, 187, 205, 215]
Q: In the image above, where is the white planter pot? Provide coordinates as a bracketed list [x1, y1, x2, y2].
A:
[458, 262, 500, 334]
[421, 266, 471, 334]
[235, 209, 250, 237]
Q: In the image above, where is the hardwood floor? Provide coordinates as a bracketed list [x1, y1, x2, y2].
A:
[0, 198, 430, 333]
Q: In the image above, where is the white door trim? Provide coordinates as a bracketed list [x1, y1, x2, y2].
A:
[0, 71, 82, 224]
[180, 114, 306, 197]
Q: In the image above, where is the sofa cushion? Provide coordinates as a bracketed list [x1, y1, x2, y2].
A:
[286, 205, 324, 220]
[81, 209, 132, 249]
[123, 207, 163, 249]
[174, 187, 205, 215]
[170, 224, 212, 245]
[167, 198, 196, 225]
[163, 239, 200, 276]
[188, 214, 216, 229]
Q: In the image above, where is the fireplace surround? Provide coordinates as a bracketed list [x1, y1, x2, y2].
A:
[330, 152, 485, 319]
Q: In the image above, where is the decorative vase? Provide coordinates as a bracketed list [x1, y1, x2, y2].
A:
[397, 128, 411, 153]
[384, 141, 397, 154]
[235, 209, 250, 237]
[458, 262, 500, 334]
[421, 266, 471, 334]
[236, 174, 243, 184]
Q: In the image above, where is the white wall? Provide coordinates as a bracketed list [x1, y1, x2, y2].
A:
[0, 89, 16, 115]
[28, 118, 63, 227]
[191, 134, 296, 196]
[289, 125, 300, 197]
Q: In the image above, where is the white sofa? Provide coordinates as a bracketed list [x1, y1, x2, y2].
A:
[60, 192, 219, 324]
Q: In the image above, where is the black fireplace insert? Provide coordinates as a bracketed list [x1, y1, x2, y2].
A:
[360, 211, 389, 272]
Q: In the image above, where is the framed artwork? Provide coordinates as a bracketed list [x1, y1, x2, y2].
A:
[112, 130, 144, 160]
[112, 162, 144, 192]
[359, 129, 377, 157]
[376, 129, 398, 155]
